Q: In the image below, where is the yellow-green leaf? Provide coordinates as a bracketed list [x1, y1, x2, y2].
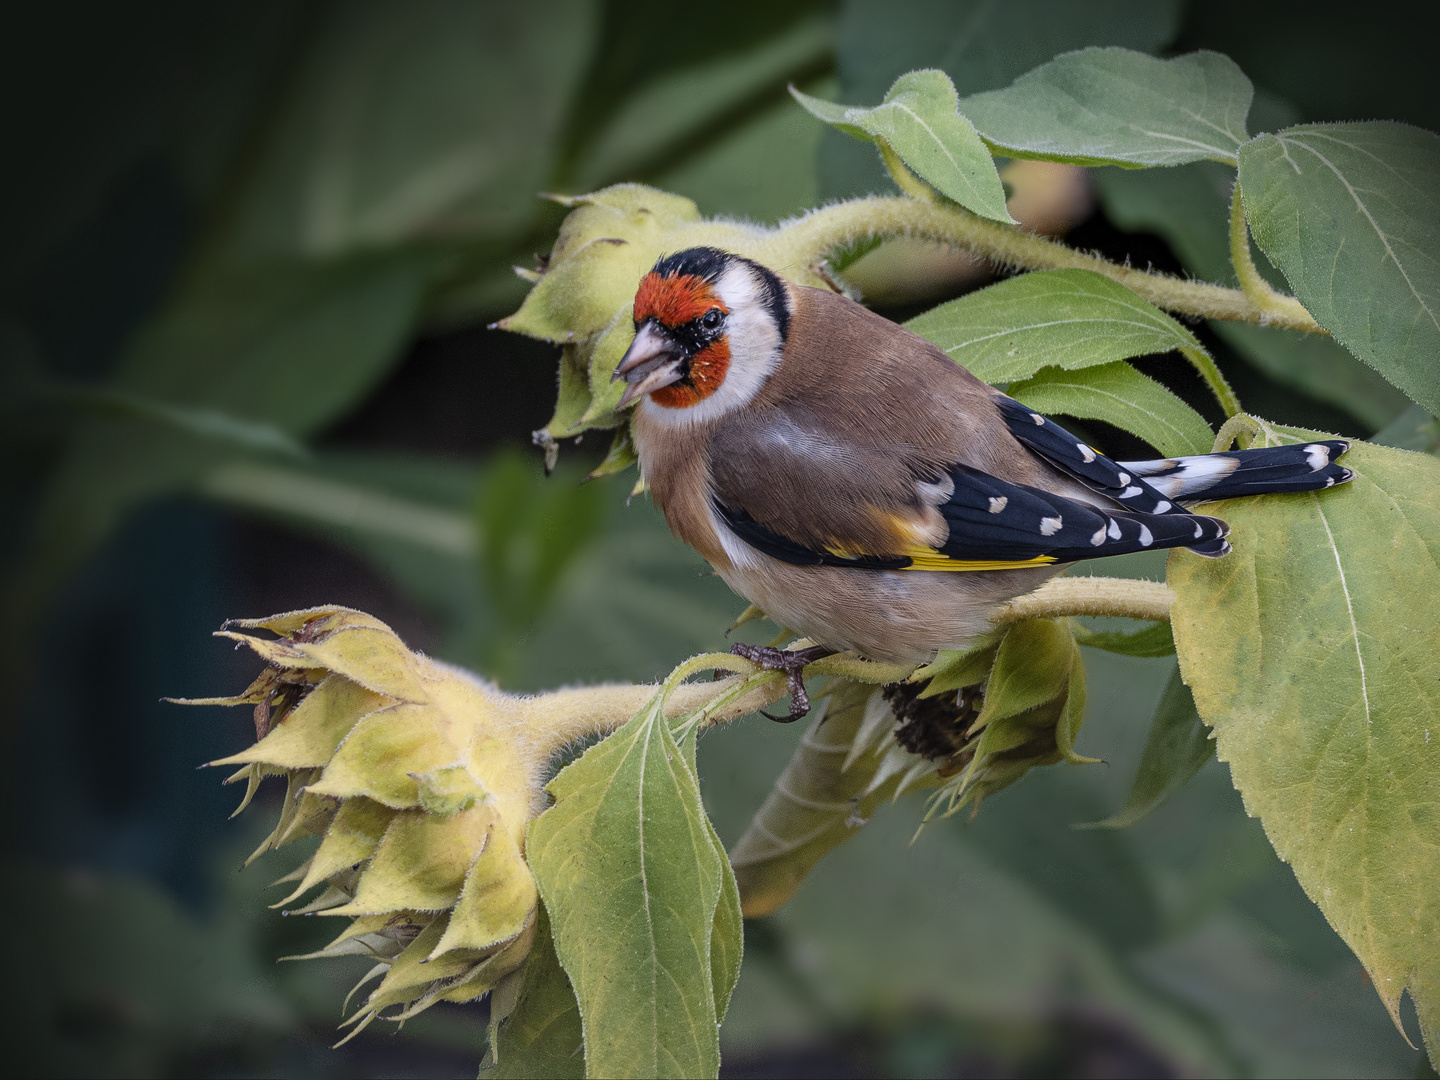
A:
[1169, 432, 1440, 1055]
[527, 693, 726, 1079]
[338, 805, 492, 915]
[485, 907, 584, 1079]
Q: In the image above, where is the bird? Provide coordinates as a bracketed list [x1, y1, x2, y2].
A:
[613, 247, 1353, 718]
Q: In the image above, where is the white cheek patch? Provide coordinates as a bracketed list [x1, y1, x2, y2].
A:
[638, 262, 783, 431]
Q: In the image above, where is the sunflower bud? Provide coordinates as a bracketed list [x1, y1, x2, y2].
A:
[495, 184, 833, 459]
[181, 607, 546, 1038]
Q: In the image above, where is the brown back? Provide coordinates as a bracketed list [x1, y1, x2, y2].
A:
[706, 286, 1054, 554]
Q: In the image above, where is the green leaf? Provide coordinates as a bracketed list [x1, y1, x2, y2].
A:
[485, 907, 585, 1079]
[1081, 666, 1213, 829]
[958, 49, 1253, 167]
[1238, 122, 1440, 415]
[121, 256, 426, 430]
[975, 619, 1076, 727]
[1216, 323, 1413, 432]
[17, 255, 426, 613]
[1072, 620, 1176, 658]
[63, 386, 309, 460]
[821, 0, 1183, 201]
[676, 726, 743, 1025]
[913, 633, 1003, 698]
[1373, 404, 1440, 457]
[929, 620, 1093, 818]
[528, 693, 726, 1079]
[216, 0, 595, 265]
[1095, 163, 1412, 430]
[1009, 361, 1214, 458]
[1169, 429, 1440, 1055]
[906, 269, 1205, 384]
[793, 70, 1013, 223]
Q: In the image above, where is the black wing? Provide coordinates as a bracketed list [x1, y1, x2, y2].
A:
[714, 461, 1230, 572]
[992, 393, 1230, 555]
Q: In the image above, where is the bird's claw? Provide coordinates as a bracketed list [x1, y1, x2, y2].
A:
[727, 643, 834, 722]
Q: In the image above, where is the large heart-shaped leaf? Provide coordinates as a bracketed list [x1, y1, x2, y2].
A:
[527, 692, 730, 1079]
[1169, 428, 1440, 1055]
[957, 48, 1253, 167]
[1238, 122, 1440, 416]
[905, 268, 1206, 384]
[793, 70, 1013, 222]
[1096, 162, 1410, 431]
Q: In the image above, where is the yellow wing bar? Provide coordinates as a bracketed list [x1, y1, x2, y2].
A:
[901, 547, 1057, 572]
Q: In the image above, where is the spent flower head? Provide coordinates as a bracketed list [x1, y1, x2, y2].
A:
[181, 607, 548, 1037]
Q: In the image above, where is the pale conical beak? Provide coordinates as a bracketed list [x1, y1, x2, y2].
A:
[613, 321, 685, 408]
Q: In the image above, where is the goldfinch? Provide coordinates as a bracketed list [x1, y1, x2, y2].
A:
[614, 247, 1352, 711]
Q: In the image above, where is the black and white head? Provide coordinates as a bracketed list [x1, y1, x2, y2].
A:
[613, 247, 790, 424]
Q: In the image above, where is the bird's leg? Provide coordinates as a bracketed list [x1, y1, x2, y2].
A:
[727, 643, 835, 722]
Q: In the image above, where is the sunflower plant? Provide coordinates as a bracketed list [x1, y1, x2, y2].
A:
[191, 44, 1440, 1079]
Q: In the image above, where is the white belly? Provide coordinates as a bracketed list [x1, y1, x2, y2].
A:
[717, 554, 1062, 664]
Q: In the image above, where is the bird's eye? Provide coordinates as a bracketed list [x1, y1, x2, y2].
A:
[701, 309, 723, 330]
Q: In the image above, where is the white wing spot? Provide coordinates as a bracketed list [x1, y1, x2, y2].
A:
[1120, 486, 1143, 499]
[1116, 472, 1130, 485]
[988, 496, 1008, 514]
[1030, 413, 1045, 425]
[1077, 443, 1096, 463]
[1090, 525, 1107, 546]
[1193, 521, 1204, 538]
[1153, 500, 1172, 514]
[1107, 519, 1122, 540]
[1304, 443, 1330, 470]
[1138, 524, 1154, 547]
[1040, 516, 1063, 536]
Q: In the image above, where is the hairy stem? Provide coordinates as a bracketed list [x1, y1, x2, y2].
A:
[774, 196, 1325, 334]
[991, 575, 1176, 624]
[1178, 343, 1242, 418]
[518, 675, 785, 758]
[1229, 183, 1309, 325]
[521, 576, 1175, 756]
[877, 140, 944, 204]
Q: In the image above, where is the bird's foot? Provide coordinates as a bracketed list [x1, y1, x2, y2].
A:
[728, 643, 835, 723]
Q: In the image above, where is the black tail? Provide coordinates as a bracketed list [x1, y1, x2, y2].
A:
[1119, 441, 1353, 503]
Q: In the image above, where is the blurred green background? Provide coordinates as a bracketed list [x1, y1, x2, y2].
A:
[4, 1, 1438, 1076]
